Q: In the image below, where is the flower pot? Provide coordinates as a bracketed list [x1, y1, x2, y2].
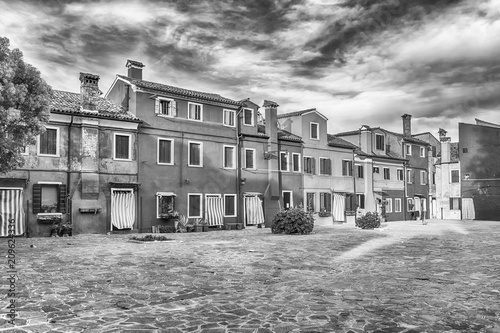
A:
[202, 225, 209, 232]
[195, 226, 203, 232]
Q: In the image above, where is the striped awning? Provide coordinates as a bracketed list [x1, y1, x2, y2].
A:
[245, 196, 264, 225]
[205, 196, 224, 226]
[0, 189, 25, 236]
[111, 190, 135, 229]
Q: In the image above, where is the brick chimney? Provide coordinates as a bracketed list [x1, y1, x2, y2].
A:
[263, 100, 279, 199]
[359, 125, 372, 152]
[126, 59, 145, 80]
[402, 114, 412, 137]
[79, 73, 101, 112]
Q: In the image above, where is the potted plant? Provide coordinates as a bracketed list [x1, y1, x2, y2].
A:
[193, 218, 205, 232]
[176, 215, 188, 233]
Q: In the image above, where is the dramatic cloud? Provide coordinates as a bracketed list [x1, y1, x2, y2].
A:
[1, 0, 499, 140]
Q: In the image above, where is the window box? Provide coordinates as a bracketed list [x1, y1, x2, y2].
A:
[79, 208, 101, 214]
[37, 213, 63, 224]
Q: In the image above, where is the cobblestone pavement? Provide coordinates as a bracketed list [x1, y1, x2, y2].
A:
[1, 219, 500, 333]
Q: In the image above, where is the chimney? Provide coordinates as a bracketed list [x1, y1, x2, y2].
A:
[264, 100, 279, 142]
[79, 73, 101, 112]
[402, 114, 412, 137]
[359, 125, 372, 152]
[126, 59, 145, 80]
[263, 100, 279, 199]
[441, 137, 451, 163]
[438, 128, 447, 138]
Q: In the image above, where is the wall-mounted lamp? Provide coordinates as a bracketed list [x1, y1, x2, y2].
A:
[184, 179, 190, 184]
[240, 178, 246, 186]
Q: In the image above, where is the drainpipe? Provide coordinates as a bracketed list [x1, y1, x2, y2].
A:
[67, 116, 74, 227]
[403, 161, 407, 221]
[352, 149, 356, 223]
[236, 105, 243, 227]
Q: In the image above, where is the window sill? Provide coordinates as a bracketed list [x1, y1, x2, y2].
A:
[157, 114, 175, 118]
[113, 158, 132, 161]
[37, 154, 59, 157]
[223, 124, 236, 128]
[188, 164, 203, 168]
[157, 162, 174, 166]
[187, 118, 203, 122]
[243, 123, 254, 127]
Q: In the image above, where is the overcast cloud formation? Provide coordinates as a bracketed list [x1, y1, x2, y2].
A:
[1, 0, 499, 140]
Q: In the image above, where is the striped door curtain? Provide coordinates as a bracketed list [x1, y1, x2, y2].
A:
[414, 197, 421, 213]
[332, 193, 346, 222]
[462, 198, 476, 220]
[205, 196, 224, 226]
[111, 190, 135, 229]
[0, 189, 25, 236]
[245, 196, 264, 225]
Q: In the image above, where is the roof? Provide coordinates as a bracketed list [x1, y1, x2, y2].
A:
[116, 75, 242, 107]
[327, 135, 358, 150]
[380, 128, 429, 145]
[50, 90, 141, 122]
[126, 59, 145, 68]
[256, 124, 302, 142]
[277, 108, 328, 121]
[263, 100, 279, 108]
[335, 129, 361, 137]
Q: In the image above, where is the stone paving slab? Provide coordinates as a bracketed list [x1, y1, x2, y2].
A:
[0, 219, 499, 332]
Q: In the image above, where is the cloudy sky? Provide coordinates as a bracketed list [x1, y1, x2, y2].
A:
[1, 0, 499, 140]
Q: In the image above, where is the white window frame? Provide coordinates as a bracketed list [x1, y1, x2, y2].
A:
[113, 132, 132, 161]
[310, 122, 319, 140]
[187, 102, 203, 121]
[223, 145, 236, 169]
[223, 194, 237, 217]
[420, 170, 426, 185]
[383, 167, 390, 180]
[282, 190, 293, 209]
[157, 137, 174, 165]
[188, 141, 203, 167]
[406, 144, 412, 156]
[156, 192, 176, 218]
[223, 109, 236, 127]
[342, 159, 353, 176]
[375, 133, 385, 151]
[37, 126, 60, 157]
[243, 108, 254, 126]
[280, 152, 289, 172]
[386, 198, 393, 213]
[407, 169, 413, 184]
[420, 146, 425, 157]
[187, 193, 203, 218]
[157, 97, 175, 117]
[244, 148, 256, 169]
[397, 168, 404, 181]
[395, 198, 402, 212]
[356, 164, 364, 178]
[450, 169, 460, 183]
[292, 153, 301, 172]
[20, 145, 29, 156]
[373, 166, 380, 174]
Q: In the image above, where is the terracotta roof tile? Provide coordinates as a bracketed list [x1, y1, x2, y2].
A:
[277, 108, 317, 119]
[327, 134, 357, 149]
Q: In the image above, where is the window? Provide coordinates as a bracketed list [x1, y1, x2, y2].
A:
[407, 198, 414, 211]
[342, 160, 352, 176]
[188, 102, 203, 121]
[407, 169, 413, 184]
[245, 148, 255, 169]
[320, 192, 332, 212]
[20, 145, 28, 155]
[397, 169, 404, 181]
[405, 144, 412, 156]
[32, 183, 66, 214]
[188, 194, 202, 218]
[114, 133, 131, 160]
[375, 134, 384, 150]
[156, 192, 176, 218]
[383, 168, 390, 180]
[157, 138, 174, 165]
[319, 158, 331, 175]
[306, 193, 315, 212]
[282, 191, 293, 209]
[356, 194, 365, 209]
[280, 152, 289, 171]
[188, 141, 203, 167]
[432, 172, 436, 185]
[451, 170, 460, 183]
[386, 198, 393, 213]
[224, 194, 237, 217]
[373, 166, 380, 174]
[304, 157, 315, 174]
[223, 146, 236, 169]
[155, 97, 176, 117]
[450, 197, 461, 210]
[243, 108, 254, 126]
[395, 198, 401, 213]
[420, 146, 425, 157]
[356, 164, 364, 178]
[310, 122, 319, 140]
[38, 127, 59, 156]
[292, 153, 301, 172]
[223, 109, 235, 127]
[420, 171, 427, 185]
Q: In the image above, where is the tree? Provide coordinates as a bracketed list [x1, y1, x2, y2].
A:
[0, 37, 51, 174]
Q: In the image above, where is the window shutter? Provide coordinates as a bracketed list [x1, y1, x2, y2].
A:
[312, 158, 316, 175]
[412, 170, 415, 183]
[33, 184, 42, 214]
[342, 161, 346, 176]
[59, 184, 67, 213]
[172, 101, 177, 117]
[155, 98, 159, 114]
[327, 159, 332, 175]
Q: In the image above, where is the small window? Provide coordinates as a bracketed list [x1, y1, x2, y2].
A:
[32, 183, 66, 214]
[407, 198, 414, 211]
[386, 198, 393, 213]
[245, 148, 255, 169]
[306, 193, 315, 212]
[310, 122, 319, 140]
[20, 145, 29, 156]
[292, 153, 301, 172]
[406, 144, 412, 156]
[373, 166, 380, 174]
[280, 152, 289, 171]
[156, 97, 176, 117]
[157, 193, 176, 218]
[395, 198, 401, 213]
[375, 134, 384, 150]
[356, 194, 365, 209]
[407, 169, 413, 184]
[319, 158, 331, 175]
[282, 191, 293, 209]
[463, 148, 468, 154]
[420, 146, 425, 157]
[223, 146, 236, 169]
[114, 133, 131, 161]
[420, 171, 427, 185]
[342, 160, 352, 176]
[224, 194, 237, 217]
[243, 108, 254, 126]
[38, 127, 59, 156]
[356, 164, 364, 178]
[304, 157, 315, 174]
[157, 138, 174, 165]
[451, 170, 460, 183]
[188, 194, 202, 218]
[397, 169, 404, 181]
[432, 172, 436, 184]
[383, 168, 390, 180]
[450, 197, 461, 210]
[188, 141, 203, 167]
[320, 192, 332, 212]
[188, 103, 203, 121]
[223, 109, 235, 127]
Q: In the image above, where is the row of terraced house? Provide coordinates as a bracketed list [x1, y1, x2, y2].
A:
[2, 60, 497, 237]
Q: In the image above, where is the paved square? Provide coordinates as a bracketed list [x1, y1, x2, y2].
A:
[1, 220, 500, 332]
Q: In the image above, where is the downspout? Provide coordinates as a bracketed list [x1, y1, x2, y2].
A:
[67, 116, 74, 227]
[180, 132, 185, 187]
[136, 126, 141, 232]
[352, 149, 356, 222]
[403, 161, 407, 221]
[236, 105, 243, 227]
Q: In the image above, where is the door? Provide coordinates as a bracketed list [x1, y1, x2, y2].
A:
[244, 194, 265, 226]
[283, 191, 293, 210]
[0, 188, 24, 236]
[111, 189, 136, 230]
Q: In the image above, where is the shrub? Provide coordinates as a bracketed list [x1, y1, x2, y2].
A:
[355, 212, 381, 229]
[271, 207, 314, 234]
[158, 225, 176, 233]
[130, 235, 171, 242]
